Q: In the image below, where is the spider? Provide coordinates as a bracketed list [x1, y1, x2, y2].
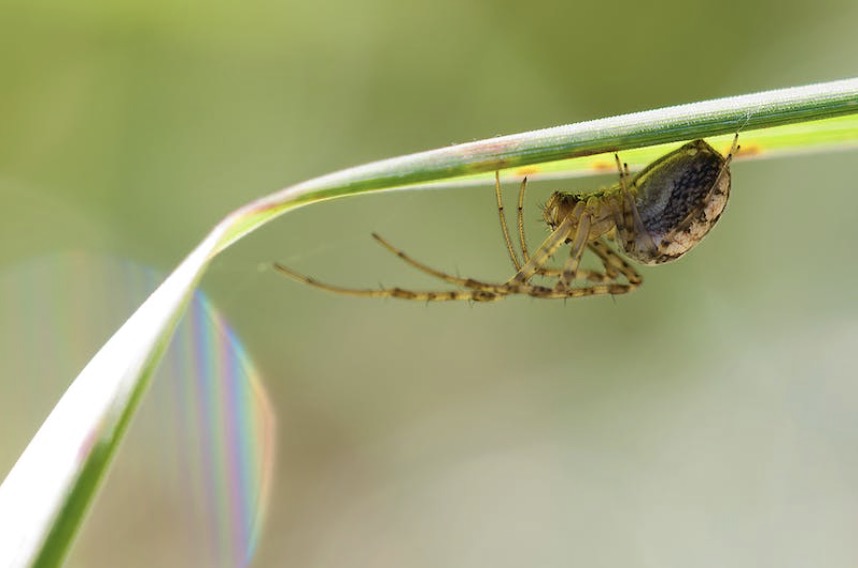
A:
[274, 135, 739, 302]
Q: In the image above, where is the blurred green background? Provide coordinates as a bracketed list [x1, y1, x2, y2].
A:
[3, 0, 858, 566]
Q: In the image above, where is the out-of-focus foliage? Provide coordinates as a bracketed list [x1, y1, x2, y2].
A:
[3, 0, 858, 566]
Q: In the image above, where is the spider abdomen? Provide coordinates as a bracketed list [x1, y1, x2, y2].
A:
[624, 139, 732, 264]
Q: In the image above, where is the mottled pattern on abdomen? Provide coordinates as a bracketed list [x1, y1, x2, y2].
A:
[636, 147, 723, 238]
[620, 139, 733, 265]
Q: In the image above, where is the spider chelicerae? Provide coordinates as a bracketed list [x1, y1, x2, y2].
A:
[275, 135, 739, 302]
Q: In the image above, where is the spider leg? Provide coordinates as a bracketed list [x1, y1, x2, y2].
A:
[507, 216, 575, 287]
[534, 267, 612, 282]
[501, 268, 637, 299]
[555, 214, 592, 291]
[615, 152, 657, 256]
[721, 132, 740, 167]
[588, 238, 642, 286]
[495, 171, 521, 270]
[524, 281, 638, 299]
[615, 153, 632, 186]
[533, 240, 638, 284]
[370, 232, 499, 292]
[273, 263, 502, 302]
[709, 132, 739, 196]
[274, 235, 641, 302]
[369, 233, 633, 296]
[512, 240, 640, 298]
[517, 176, 531, 263]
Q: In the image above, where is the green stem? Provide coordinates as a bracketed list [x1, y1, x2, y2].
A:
[221, 77, 858, 250]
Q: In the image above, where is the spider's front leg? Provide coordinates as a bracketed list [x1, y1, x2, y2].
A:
[506, 216, 575, 288]
[274, 232, 517, 303]
[272, 262, 503, 302]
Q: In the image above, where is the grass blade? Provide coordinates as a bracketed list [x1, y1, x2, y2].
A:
[1, 77, 857, 567]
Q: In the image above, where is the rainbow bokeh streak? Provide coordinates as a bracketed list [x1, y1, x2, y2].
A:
[166, 289, 276, 567]
[0, 252, 276, 566]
